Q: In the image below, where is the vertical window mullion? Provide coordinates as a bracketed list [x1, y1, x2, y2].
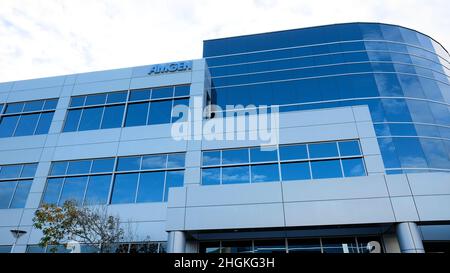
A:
[81, 176, 90, 206]
[75, 108, 84, 131]
[56, 177, 67, 206]
[161, 171, 168, 202]
[336, 143, 346, 177]
[98, 106, 107, 129]
[106, 158, 119, 205]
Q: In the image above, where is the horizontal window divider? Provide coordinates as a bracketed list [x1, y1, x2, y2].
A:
[0, 178, 34, 182]
[208, 49, 450, 72]
[211, 71, 450, 90]
[114, 168, 185, 175]
[210, 95, 450, 116]
[211, 60, 450, 80]
[373, 121, 450, 129]
[205, 38, 449, 64]
[48, 173, 114, 179]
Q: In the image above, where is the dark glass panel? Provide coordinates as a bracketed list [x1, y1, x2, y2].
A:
[23, 100, 44, 112]
[91, 158, 115, 173]
[42, 178, 63, 205]
[85, 94, 107, 106]
[202, 168, 221, 186]
[222, 149, 249, 165]
[63, 109, 82, 132]
[66, 160, 92, 175]
[0, 181, 16, 208]
[111, 173, 139, 204]
[34, 112, 54, 135]
[311, 160, 343, 179]
[222, 166, 250, 184]
[251, 164, 280, 183]
[117, 157, 141, 171]
[125, 102, 149, 127]
[78, 107, 103, 131]
[0, 165, 22, 179]
[338, 141, 361, 156]
[250, 147, 278, 163]
[309, 142, 339, 159]
[202, 151, 221, 166]
[84, 175, 111, 205]
[0, 116, 19, 137]
[14, 114, 40, 136]
[281, 162, 311, 181]
[164, 170, 184, 201]
[9, 180, 32, 208]
[101, 105, 124, 129]
[342, 158, 366, 177]
[58, 176, 88, 205]
[136, 172, 165, 203]
[148, 100, 172, 125]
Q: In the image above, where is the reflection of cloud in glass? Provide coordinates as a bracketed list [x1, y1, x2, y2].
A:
[349, 163, 364, 176]
[142, 155, 166, 169]
[222, 167, 249, 183]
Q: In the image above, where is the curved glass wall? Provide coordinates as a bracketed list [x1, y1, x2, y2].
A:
[203, 23, 450, 174]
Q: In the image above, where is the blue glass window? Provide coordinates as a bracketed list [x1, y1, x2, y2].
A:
[106, 91, 127, 103]
[174, 85, 190, 97]
[117, 157, 141, 171]
[66, 160, 91, 175]
[78, 107, 103, 131]
[5, 102, 24, 114]
[222, 149, 249, 165]
[125, 102, 148, 127]
[136, 172, 165, 203]
[202, 151, 221, 166]
[309, 142, 339, 159]
[172, 99, 189, 122]
[63, 109, 82, 132]
[0, 181, 16, 208]
[222, 166, 249, 184]
[0, 165, 22, 179]
[167, 153, 185, 168]
[164, 171, 184, 201]
[101, 105, 125, 129]
[142, 155, 167, 170]
[58, 176, 88, 205]
[35, 112, 54, 135]
[202, 168, 221, 186]
[129, 89, 151, 101]
[0, 116, 19, 137]
[14, 114, 39, 136]
[148, 100, 172, 125]
[251, 164, 280, 183]
[43, 99, 58, 110]
[42, 178, 63, 205]
[111, 173, 138, 204]
[85, 94, 107, 106]
[311, 160, 343, 179]
[24, 100, 45, 112]
[342, 158, 366, 177]
[20, 164, 38, 178]
[250, 147, 278, 163]
[151, 87, 173, 99]
[84, 175, 111, 205]
[91, 158, 115, 173]
[9, 180, 32, 208]
[70, 96, 85, 107]
[279, 144, 308, 161]
[338, 141, 361, 157]
[281, 162, 311, 181]
[50, 162, 68, 176]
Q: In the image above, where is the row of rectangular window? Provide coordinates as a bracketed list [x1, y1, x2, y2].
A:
[42, 170, 184, 206]
[49, 153, 186, 177]
[202, 140, 362, 167]
[199, 236, 382, 253]
[1, 99, 58, 115]
[63, 98, 189, 132]
[0, 112, 54, 138]
[201, 158, 366, 185]
[0, 163, 38, 180]
[69, 85, 190, 108]
[0, 180, 32, 209]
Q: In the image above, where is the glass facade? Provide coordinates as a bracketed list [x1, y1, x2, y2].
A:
[26, 242, 167, 253]
[63, 85, 189, 132]
[203, 23, 450, 174]
[0, 99, 57, 138]
[199, 236, 383, 253]
[201, 140, 366, 185]
[0, 163, 37, 209]
[41, 153, 185, 206]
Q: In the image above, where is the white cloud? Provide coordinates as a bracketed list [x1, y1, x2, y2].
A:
[0, 0, 449, 82]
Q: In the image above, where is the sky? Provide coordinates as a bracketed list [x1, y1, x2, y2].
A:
[0, 0, 449, 82]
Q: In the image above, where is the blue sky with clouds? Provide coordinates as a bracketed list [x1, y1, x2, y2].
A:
[0, 0, 449, 82]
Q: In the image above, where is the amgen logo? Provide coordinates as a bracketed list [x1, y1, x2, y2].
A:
[148, 61, 192, 75]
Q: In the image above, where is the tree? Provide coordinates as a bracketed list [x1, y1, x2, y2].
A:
[33, 200, 127, 253]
